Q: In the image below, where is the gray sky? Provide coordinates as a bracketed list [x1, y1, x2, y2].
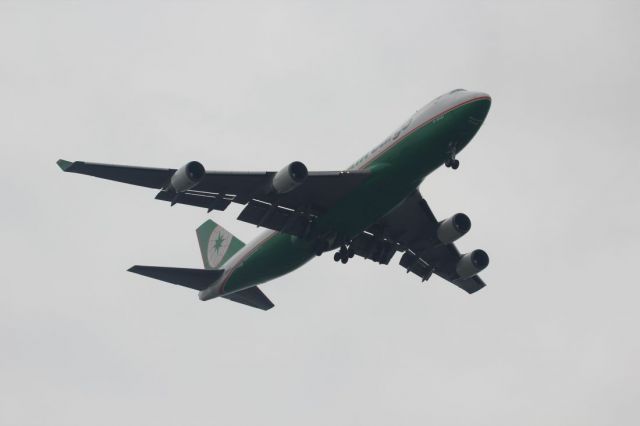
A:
[1, 1, 639, 425]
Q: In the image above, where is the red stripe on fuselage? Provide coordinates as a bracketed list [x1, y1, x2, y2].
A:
[217, 96, 490, 295]
[356, 96, 490, 170]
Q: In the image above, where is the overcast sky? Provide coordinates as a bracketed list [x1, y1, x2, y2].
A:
[1, 1, 639, 425]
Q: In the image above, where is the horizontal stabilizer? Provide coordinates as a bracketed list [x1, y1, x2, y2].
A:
[223, 286, 274, 311]
[128, 265, 224, 291]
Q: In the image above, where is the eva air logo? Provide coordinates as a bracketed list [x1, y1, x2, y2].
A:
[207, 226, 232, 268]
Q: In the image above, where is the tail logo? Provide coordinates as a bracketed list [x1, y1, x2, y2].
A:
[207, 226, 232, 267]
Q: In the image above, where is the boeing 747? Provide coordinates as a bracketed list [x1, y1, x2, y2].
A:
[58, 89, 492, 310]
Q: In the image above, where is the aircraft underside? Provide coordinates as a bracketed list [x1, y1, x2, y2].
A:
[58, 89, 492, 310]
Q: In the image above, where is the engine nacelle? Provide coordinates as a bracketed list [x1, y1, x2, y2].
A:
[170, 161, 205, 193]
[436, 213, 471, 244]
[456, 249, 489, 279]
[272, 161, 308, 194]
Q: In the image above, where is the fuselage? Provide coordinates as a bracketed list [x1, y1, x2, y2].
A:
[199, 89, 491, 301]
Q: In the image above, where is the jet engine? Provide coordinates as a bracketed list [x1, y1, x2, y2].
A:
[170, 161, 205, 193]
[455, 249, 489, 280]
[272, 161, 308, 194]
[436, 213, 471, 244]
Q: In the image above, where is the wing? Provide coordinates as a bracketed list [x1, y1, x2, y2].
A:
[57, 159, 370, 237]
[351, 191, 487, 294]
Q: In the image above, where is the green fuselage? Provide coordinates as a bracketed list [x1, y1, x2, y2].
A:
[200, 91, 491, 300]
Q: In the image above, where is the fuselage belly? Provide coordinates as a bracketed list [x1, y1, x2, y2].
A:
[199, 91, 491, 300]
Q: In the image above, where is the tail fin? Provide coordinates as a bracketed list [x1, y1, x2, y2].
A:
[196, 219, 245, 269]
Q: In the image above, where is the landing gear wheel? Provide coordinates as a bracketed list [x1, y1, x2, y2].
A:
[451, 159, 460, 169]
[347, 248, 355, 258]
[335, 246, 351, 264]
[445, 158, 452, 168]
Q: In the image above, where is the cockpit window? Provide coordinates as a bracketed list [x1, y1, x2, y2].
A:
[449, 88, 466, 94]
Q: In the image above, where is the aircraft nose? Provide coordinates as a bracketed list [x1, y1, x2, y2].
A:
[450, 91, 491, 150]
[465, 91, 491, 106]
[464, 91, 491, 125]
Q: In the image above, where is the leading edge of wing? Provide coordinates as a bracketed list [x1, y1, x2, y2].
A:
[57, 159, 176, 189]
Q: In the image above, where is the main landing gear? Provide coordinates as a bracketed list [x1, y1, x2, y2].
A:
[445, 157, 460, 169]
[445, 142, 460, 169]
[333, 245, 355, 264]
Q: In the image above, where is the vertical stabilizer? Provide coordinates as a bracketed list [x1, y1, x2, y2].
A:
[196, 219, 245, 269]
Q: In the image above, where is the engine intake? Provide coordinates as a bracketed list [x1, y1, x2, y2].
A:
[456, 249, 489, 279]
[436, 213, 471, 244]
[272, 161, 308, 194]
[170, 161, 205, 193]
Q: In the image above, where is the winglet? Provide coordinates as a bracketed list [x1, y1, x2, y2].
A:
[57, 159, 73, 171]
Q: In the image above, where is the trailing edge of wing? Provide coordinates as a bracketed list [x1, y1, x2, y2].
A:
[128, 265, 224, 291]
[56, 159, 371, 220]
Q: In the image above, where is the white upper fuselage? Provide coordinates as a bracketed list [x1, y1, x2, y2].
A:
[199, 89, 491, 301]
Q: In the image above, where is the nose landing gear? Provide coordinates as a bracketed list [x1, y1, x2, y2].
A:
[333, 245, 355, 264]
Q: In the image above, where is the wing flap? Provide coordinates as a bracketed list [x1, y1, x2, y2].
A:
[155, 190, 232, 211]
[237, 199, 313, 237]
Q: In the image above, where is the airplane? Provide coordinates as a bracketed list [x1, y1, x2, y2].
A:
[57, 88, 492, 311]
